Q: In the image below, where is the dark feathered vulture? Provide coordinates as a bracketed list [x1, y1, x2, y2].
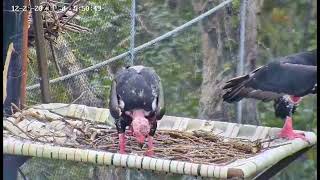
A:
[109, 65, 165, 156]
[223, 51, 317, 102]
[222, 50, 317, 141]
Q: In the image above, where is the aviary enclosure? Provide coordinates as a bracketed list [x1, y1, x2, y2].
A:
[3, 0, 317, 179]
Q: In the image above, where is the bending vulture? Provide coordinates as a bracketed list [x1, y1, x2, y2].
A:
[109, 65, 165, 156]
[223, 50, 317, 141]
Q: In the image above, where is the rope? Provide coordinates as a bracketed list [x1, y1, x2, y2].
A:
[236, 0, 247, 124]
[128, 0, 136, 66]
[26, 0, 234, 91]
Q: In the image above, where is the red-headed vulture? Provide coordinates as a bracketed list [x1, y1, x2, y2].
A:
[109, 65, 165, 156]
[222, 50, 317, 141]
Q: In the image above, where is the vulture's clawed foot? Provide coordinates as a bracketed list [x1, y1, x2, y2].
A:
[278, 130, 309, 143]
[144, 135, 155, 157]
[119, 133, 126, 154]
[278, 116, 310, 143]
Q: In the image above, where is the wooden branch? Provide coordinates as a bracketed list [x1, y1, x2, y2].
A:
[61, 8, 80, 28]
[66, 22, 91, 32]
[58, 0, 79, 20]
[27, 0, 91, 46]
[4, 118, 36, 140]
[49, 41, 63, 76]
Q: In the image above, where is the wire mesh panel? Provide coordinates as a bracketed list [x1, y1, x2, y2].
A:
[25, 0, 239, 120]
[7, 0, 317, 179]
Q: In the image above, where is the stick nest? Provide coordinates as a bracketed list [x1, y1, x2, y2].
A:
[28, 0, 91, 46]
[78, 129, 263, 165]
[4, 107, 286, 166]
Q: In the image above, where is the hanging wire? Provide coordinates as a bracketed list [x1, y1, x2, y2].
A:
[236, 0, 247, 124]
[128, 0, 136, 66]
[26, 0, 234, 91]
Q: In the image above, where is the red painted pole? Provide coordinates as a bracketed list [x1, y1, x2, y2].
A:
[20, 0, 29, 108]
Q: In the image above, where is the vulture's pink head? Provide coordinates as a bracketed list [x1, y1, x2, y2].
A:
[130, 110, 150, 147]
[289, 96, 302, 104]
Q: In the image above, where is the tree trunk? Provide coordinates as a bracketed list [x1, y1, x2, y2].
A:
[193, 0, 238, 122]
[194, 0, 262, 124]
[240, 0, 263, 125]
[48, 35, 104, 107]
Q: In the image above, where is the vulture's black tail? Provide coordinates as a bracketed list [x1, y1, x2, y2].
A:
[222, 74, 250, 103]
[222, 67, 262, 103]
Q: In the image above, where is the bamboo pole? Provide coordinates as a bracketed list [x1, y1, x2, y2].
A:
[31, 0, 51, 103]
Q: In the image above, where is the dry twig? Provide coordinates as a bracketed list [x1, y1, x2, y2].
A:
[4, 109, 287, 166]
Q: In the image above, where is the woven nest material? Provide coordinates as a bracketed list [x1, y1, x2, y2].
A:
[4, 107, 285, 166]
[3, 103, 317, 179]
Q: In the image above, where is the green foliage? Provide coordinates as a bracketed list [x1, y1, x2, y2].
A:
[68, 0, 131, 64]
[257, 0, 317, 132]
[257, 0, 317, 178]
[25, 0, 316, 179]
[258, 0, 317, 57]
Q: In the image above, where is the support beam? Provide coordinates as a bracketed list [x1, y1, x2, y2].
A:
[3, 155, 30, 180]
[253, 146, 314, 179]
[31, 0, 51, 103]
[236, 0, 247, 124]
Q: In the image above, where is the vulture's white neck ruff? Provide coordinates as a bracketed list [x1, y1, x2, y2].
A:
[130, 65, 145, 73]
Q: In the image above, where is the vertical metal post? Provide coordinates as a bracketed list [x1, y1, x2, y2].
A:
[20, 0, 30, 108]
[30, 0, 51, 103]
[129, 0, 136, 66]
[236, 0, 247, 124]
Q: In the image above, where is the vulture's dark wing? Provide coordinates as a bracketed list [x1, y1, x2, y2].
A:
[223, 61, 317, 102]
[281, 50, 317, 66]
[155, 79, 166, 120]
[138, 67, 165, 120]
[112, 66, 161, 112]
[109, 80, 122, 119]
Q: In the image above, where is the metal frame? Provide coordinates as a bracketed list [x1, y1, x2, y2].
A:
[4, 147, 314, 180]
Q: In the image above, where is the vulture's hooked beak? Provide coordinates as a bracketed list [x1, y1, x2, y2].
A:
[130, 110, 150, 149]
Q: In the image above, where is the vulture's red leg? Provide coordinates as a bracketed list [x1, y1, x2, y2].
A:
[144, 135, 154, 156]
[278, 116, 308, 142]
[119, 133, 126, 154]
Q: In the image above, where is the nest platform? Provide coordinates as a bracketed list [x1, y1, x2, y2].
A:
[3, 103, 317, 179]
